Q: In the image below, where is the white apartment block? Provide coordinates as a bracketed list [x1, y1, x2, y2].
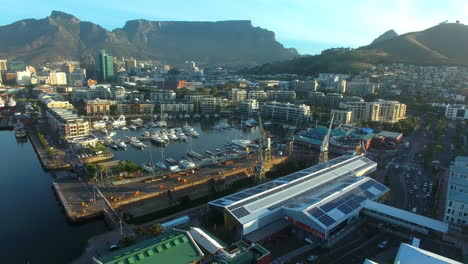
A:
[340, 100, 406, 123]
[445, 105, 468, 120]
[239, 99, 259, 117]
[444, 156, 468, 225]
[160, 103, 194, 113]
[46, 108, 90, 139]
[261, 101, 310, 121]
[331, 109, 353, 125]
[49, 71, 67, 85]
[248, 90, 268, 101]
[150, 90, 176, 103]
[16, 70, 31, 85]
[290, 80, 318, 93]
[200, 97, 228, 113]
[228, 89, 247, 104]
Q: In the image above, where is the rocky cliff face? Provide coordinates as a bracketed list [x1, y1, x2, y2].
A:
[0, 11, 298, 65]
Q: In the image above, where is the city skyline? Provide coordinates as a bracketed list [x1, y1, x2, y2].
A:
[1, 0, 467, 55]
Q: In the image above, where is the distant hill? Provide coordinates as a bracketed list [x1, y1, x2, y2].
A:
[243, 23, 468, 75]
[0, 11, 298, 66]
[371, 29, 398, 44]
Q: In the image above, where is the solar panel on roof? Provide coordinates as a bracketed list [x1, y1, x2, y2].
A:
[363, 190, 375, 199]
[318, 214, 336, 226]
[232, 207, 250, 218]
[345, 199, 361, 209]
[308, 207, 325, 218]
[337, 204, 353, 214]
[231, 193, 250, 199]
[320, 199, 342, 212]
[373, 183, 388, 191]
[353, 195, 366, 204]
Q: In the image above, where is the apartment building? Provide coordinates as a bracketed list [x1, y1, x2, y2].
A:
[239, 99, 259, 117]
[290, 79, 318, 93]
[86, 98, 111, 115]
[117, 102, 154, 115]
[331, 109, 353, 125]
[346, 78, 378, 96]
[248, 90, 268, 101]
[340, 100, 406, 123]
[150, 90, 176, 103]
[228, 89, 247, 105]
[46, 108, 90, 139]
[267, 90, 296, 102]
[260, 101, 310, 121]
[444, 156, 468, 225]
[160, 103, 194, 113]
[445, 105, 468, 120]
[200, 97, 228, 113]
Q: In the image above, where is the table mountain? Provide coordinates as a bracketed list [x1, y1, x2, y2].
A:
[0, 11, 298, 66]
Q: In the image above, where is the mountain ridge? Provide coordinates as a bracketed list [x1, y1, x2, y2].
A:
[243, 23, 468, 75]
[0, 11, 299, 66]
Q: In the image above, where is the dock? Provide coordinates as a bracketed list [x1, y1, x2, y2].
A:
[53, 155, 288, 222]
[27, 126, 113, 170]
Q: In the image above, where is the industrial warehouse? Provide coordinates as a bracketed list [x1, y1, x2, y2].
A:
[209, 155, 448, 245]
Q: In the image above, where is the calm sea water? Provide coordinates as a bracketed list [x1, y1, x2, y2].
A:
[0, 118, 258, 263]
[101, 118, 259, 165]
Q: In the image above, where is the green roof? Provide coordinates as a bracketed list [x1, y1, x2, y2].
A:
[294, 135, 322, 145]
[97, 231, 203, 264]
[362, 133, 377, 141]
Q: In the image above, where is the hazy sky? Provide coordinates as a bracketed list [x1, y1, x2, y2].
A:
[1, 0, 467, 54]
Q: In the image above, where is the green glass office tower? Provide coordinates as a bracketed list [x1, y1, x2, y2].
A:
[94, 50, 114, 82]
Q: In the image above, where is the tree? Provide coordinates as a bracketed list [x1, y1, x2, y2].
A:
[224, 83, 235, 91]
[119, 235, 135, 247]
[109, 105, 118, 115]
[150, 223, 164, 237]
[85, 164, 97, 178]
[200, 88, 210, 95]
[210, 86, 219, 96]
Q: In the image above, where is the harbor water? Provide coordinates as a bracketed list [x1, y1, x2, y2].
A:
[0, 118, 258, 263]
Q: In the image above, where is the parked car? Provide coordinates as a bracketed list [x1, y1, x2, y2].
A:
[378, 241, 388, 249]
[307, 255, 318, 262]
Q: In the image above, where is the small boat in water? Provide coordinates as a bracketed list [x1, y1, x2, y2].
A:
[130, 137, 147, 149]
[142, 163, 156, 173]
[117, 140, 127, 149]
[179, 159, 196, 169]
[155, 161, 167, 170]
[165, 158, 177, 165]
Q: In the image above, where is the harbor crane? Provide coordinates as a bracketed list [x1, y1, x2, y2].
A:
[318, 113, 334, 164]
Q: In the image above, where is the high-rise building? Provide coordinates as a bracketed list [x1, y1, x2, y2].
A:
[125, 58, 137, 72]
[444, 156, 468, 225]
[0, 60, 7, 71]
[16, 70, 31, 86]
[49, 71, 67, 85]
[94, 50, 115, 82]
